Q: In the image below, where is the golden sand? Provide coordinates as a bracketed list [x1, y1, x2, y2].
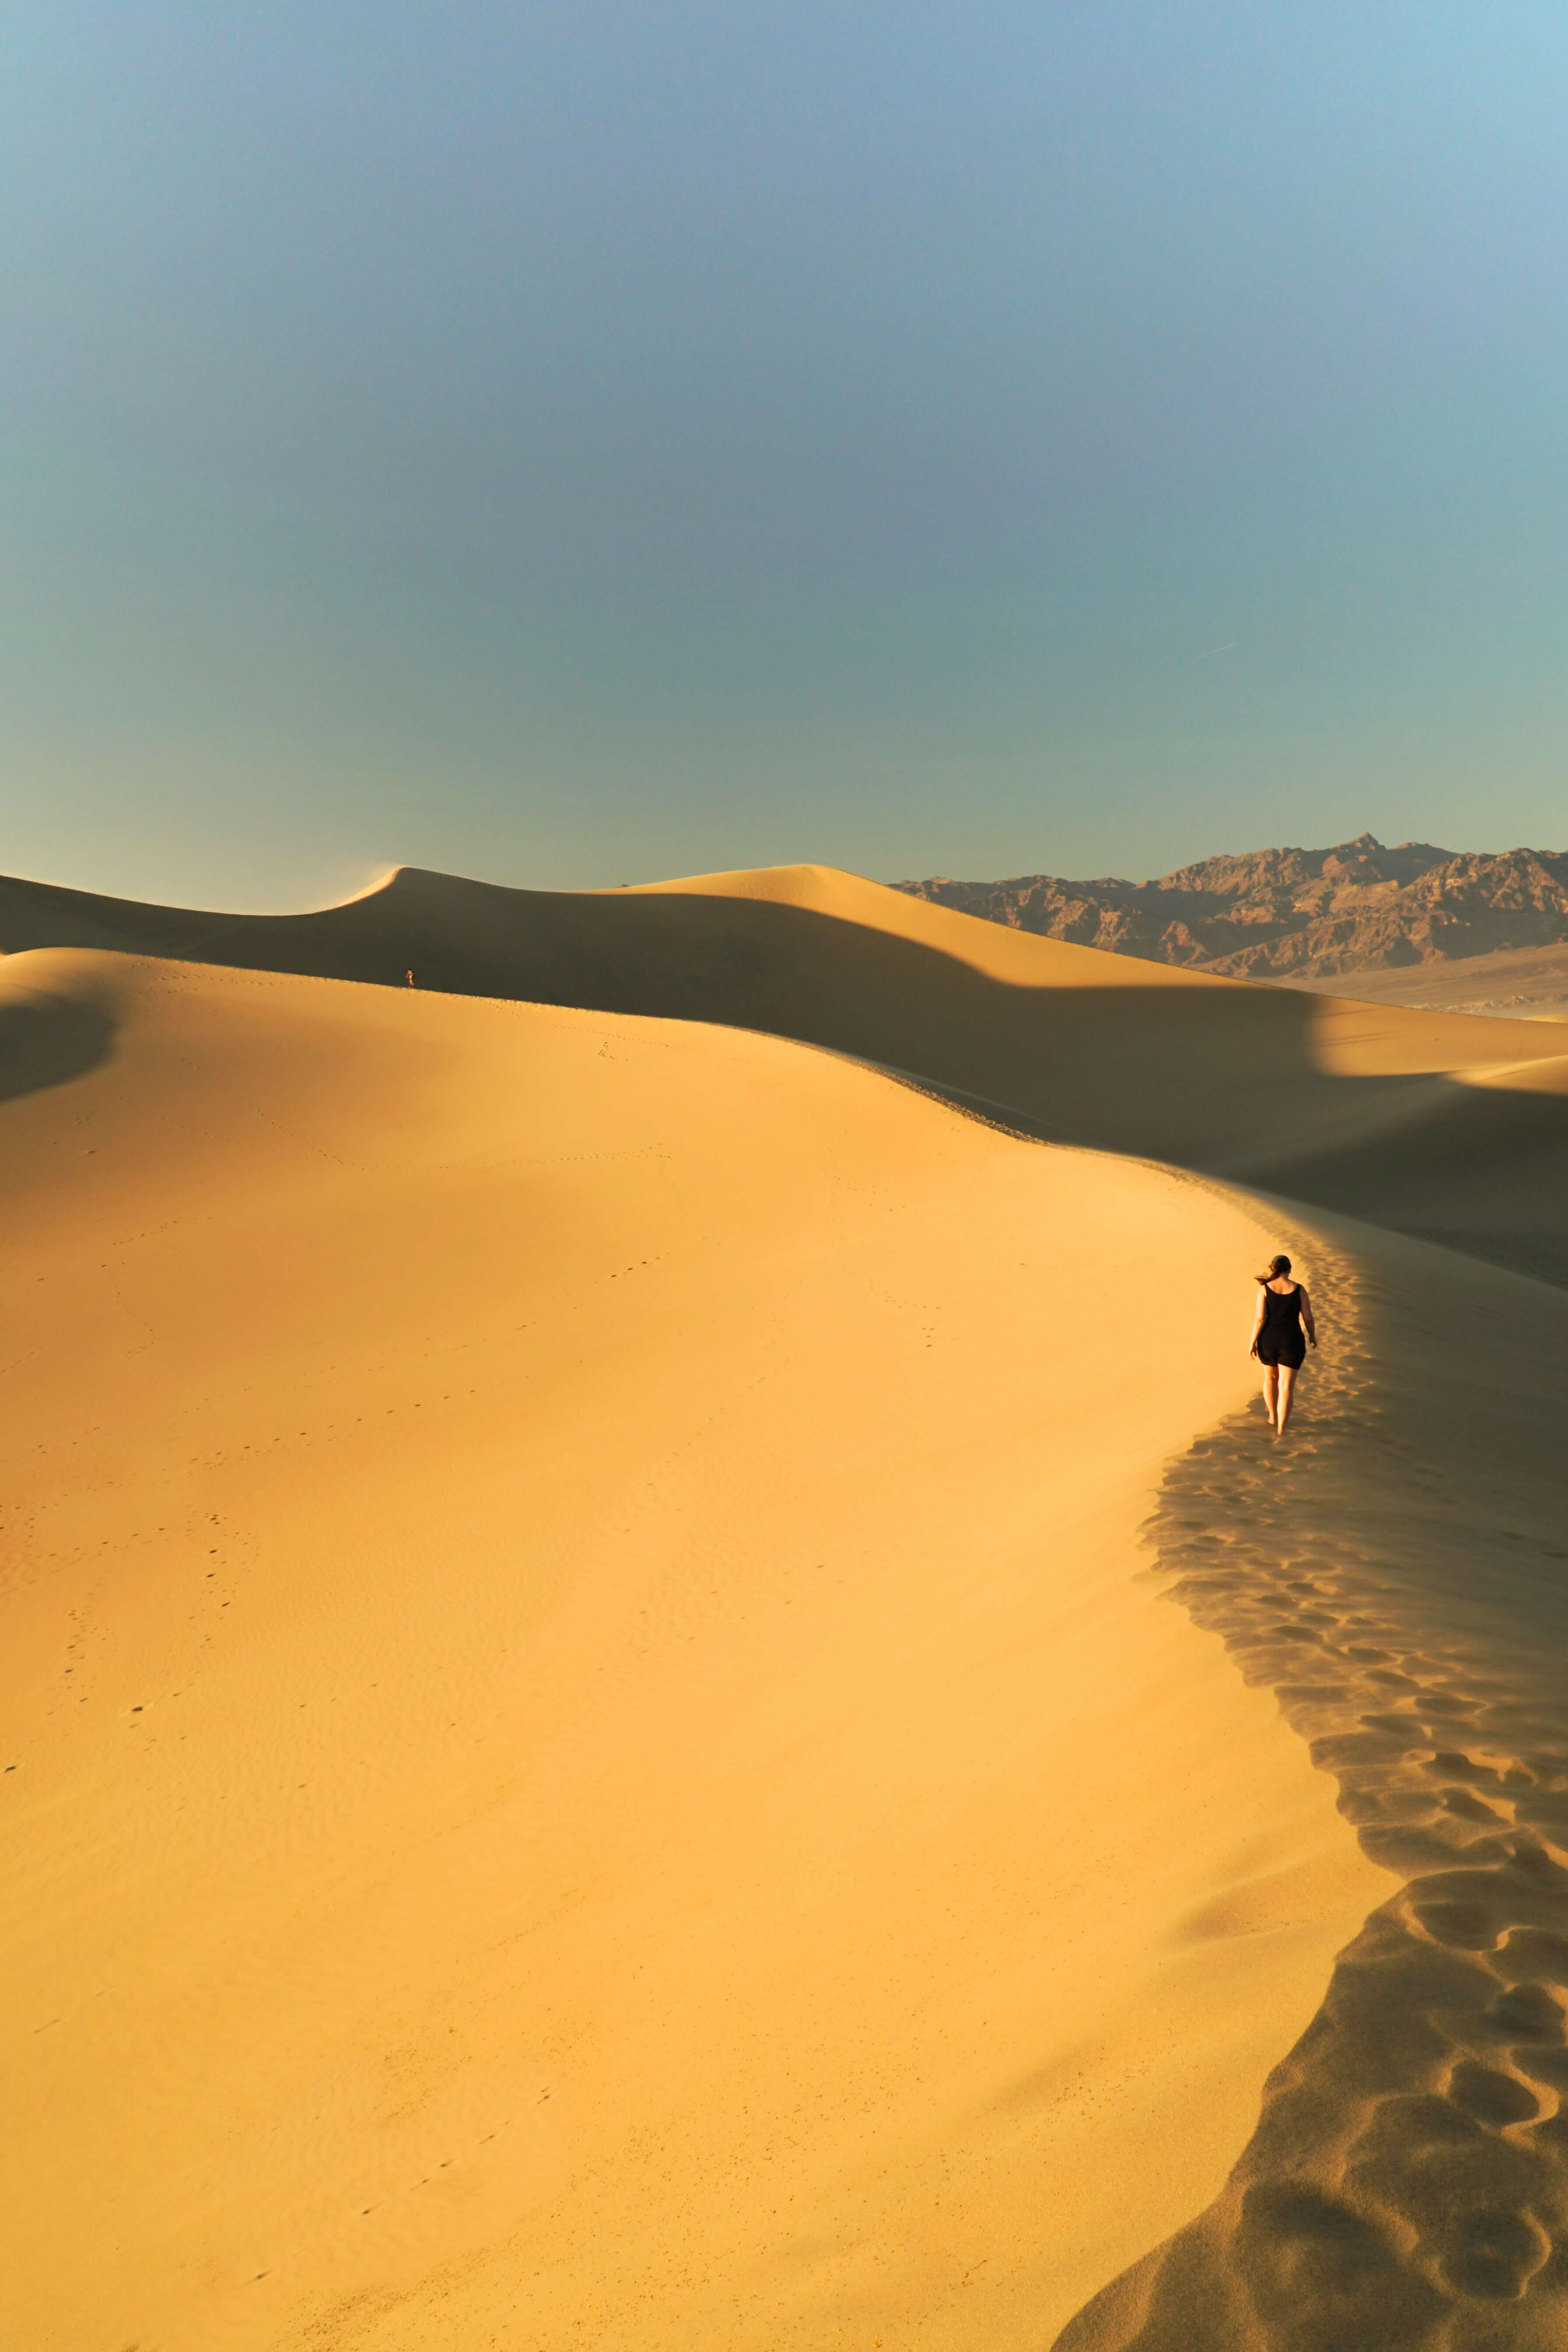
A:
[3, 866, 1566, 2348]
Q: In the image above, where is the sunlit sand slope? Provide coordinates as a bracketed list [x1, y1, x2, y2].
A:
[0, 950, 1382, 2350]
[3, 860, 1566, 1281]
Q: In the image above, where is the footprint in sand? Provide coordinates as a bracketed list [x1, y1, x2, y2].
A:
[1058, 1233, 1568, 2350]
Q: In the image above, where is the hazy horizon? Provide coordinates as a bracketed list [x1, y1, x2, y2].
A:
[7, 4, 1568, 910]
[10, 823, 1568, 923]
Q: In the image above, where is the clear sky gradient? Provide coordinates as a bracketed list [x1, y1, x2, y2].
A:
[5, 3, 1567, 907]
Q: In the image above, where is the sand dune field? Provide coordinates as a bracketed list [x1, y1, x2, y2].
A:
[7, 858, 1567, 1282]
[3, 864, 1567, 2349]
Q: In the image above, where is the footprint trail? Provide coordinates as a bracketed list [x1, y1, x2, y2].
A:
[1057, 1223, 1568, 2350]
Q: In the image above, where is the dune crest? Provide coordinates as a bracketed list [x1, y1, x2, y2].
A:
[1057, 1220, 1568, 2347]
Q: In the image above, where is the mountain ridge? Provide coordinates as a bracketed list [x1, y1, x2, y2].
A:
[895, 833, 1568, 980]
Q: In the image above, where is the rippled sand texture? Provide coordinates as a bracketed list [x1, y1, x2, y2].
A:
[1059, 1220, 1568, 2348]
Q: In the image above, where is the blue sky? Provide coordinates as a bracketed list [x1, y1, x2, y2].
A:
[5, 3, 1568, 906]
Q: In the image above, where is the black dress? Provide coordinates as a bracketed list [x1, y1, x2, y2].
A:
[1257, 1284, 1307, 1370]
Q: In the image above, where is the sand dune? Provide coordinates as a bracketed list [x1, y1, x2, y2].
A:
[4, 865, 1568, 2348]
[5, 857, 1567, 1280]
[0, 947, 1381, 2348]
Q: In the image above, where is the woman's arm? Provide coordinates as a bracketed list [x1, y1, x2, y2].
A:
[1249, 1289, 1265, 1358]
[1300, 1287, 1317, 1347]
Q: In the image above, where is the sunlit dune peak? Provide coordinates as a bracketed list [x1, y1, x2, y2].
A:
[310, 863, 404, 910]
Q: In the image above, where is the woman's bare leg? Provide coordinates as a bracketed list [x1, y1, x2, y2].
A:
[1261, 1363, 1279, 1428]
[1275, 1364, 1298, 1435]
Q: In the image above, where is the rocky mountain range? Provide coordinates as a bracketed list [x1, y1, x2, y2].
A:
[894, 834, 1568, 981]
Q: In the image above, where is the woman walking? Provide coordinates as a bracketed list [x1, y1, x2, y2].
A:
[1250, 1254, 1316, 1436]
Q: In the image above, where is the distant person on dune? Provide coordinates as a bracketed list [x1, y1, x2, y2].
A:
[1250, 1254, 1316, 1437]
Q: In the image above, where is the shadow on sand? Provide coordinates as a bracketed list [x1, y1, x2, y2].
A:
[0, 973, 117, 1108]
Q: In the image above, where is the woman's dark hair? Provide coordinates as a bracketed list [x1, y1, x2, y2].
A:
[1256, 1252, 1292, 1285]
